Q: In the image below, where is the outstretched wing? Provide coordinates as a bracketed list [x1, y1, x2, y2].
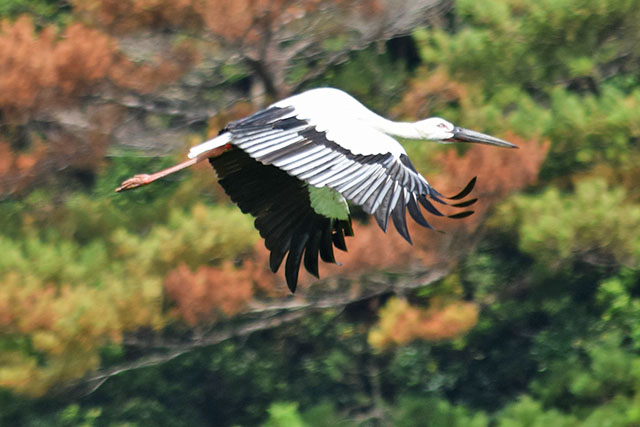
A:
[210, 146, 352, 293]
[225, 105, 476, 244]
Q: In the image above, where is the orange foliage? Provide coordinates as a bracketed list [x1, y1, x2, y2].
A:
[369, 297, 479, 349]
[387, 69, 551, 265]
[235, 221, 418, 291]
[205, 102, 257, 138]
[243, 243, 290, 296]
[0, 17, 115, 118]
[0, 272, 163, 396]
[321, 221, 417, 277]
[195, 0, 383, 42]
[0, 106, 117, 194]
[73, 0, 200, 32]
[0, 16, 195, 118]
[408, 136, 550, 265]
[74, 0, 383, 41]
[433, 135, 550, 202]
[0, 16, 194, 193]
[164, 262, 255, 326]
[392, 68, 469, 119]
[0, 139, 44, 187]
[108, 42, 196, 94]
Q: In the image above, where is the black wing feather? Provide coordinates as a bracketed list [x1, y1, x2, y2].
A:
[285, 220, 313, 292]
[451, 198, 478, 208]
[303, 224, 322, 278]
[319, 221, 337, 263]
[214, 106, 480, 292]
[210, 146, 351, 292]
[448, 177, 477, 200]
[391, 190, 412, 244]
[332, 223, 348, 251]
[407, 195, 433, 229]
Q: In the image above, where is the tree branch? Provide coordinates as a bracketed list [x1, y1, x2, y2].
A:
[64, 267, 449, 397]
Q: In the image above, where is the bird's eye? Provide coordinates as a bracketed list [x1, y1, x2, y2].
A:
[437, 123, 448, 129]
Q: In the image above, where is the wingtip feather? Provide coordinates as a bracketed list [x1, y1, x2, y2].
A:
[391, 195, 412, 244]
[448, 177, 477, 200]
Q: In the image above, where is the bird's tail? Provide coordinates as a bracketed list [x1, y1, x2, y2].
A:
[188, 132, 232, 159]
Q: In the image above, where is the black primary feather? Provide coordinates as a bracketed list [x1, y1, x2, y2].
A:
[210, 145, 351, 293]
[448, 177, 477, 200]
[211, 107, 481, 291]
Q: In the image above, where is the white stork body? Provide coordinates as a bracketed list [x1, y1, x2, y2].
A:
[189, 88, 410, 158]
[119, 87, 516, 292]
[273, 88, 411, 156]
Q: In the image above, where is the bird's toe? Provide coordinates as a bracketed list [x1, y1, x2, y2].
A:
[115, 174, 151, 192]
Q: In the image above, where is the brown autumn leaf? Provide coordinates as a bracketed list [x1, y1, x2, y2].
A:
[164, 262, 254, 326]
[368, 297, 479, 349]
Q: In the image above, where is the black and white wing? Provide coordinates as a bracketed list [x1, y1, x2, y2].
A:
[208, 102, 475, 292]
[225, 105, 476, 243]
[210, 146, 353, 293]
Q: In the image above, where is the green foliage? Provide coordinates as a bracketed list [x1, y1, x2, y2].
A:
[308, 185, 349, 220]
[300, 401, 352, 427]
[392, 395, 489, 427]
[0, 0, 70, 23]
[313, 47, 410, 113]
[0, 153, 258, 395]
[422, 0, 640, 92]
[532, 334, 638, 404]
[264, 402, 307, 427]
[3, 0, 640, 425]
[491, 178, 640, 268]
[496, 396, 578, 427]
[95, 154, 196, 232]
[415, 0, 640, 178]
[111, 203, 257, 274]
[597, 269, 640, 349]
[55, 404, 102, 427]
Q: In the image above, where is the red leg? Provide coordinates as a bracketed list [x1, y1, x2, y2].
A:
[115, 144, 231, 192]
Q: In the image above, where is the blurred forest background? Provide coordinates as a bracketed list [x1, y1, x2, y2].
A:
[1, 0, 640, 425]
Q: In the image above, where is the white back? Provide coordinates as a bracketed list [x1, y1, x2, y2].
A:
[273, 88, 407, 157]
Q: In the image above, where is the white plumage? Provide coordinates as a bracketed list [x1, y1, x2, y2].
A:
[118, 87, 517, 292]
[190, 88, 420, 159]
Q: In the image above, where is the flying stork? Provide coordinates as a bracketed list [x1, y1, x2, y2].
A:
[116, 88, 517, 292]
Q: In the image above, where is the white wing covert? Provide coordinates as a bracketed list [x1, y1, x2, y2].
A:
[225, 105, 476, 243]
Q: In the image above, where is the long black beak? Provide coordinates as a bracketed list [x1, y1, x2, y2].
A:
[451, 127, 518, 148]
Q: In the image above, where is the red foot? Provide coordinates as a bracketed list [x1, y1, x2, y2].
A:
[114, 146, 231, 193]
[115, 174, 152, 192]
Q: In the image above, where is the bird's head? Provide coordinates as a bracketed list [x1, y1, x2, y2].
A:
[415, 117, 518, 148]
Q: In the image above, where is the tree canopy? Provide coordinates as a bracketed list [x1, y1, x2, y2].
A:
[1, 0, 640, 425]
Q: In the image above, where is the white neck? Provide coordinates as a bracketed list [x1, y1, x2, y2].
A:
[379, 120, 424, 139]
[358, 112, 423, 139]
[367, 117, 422, 139]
